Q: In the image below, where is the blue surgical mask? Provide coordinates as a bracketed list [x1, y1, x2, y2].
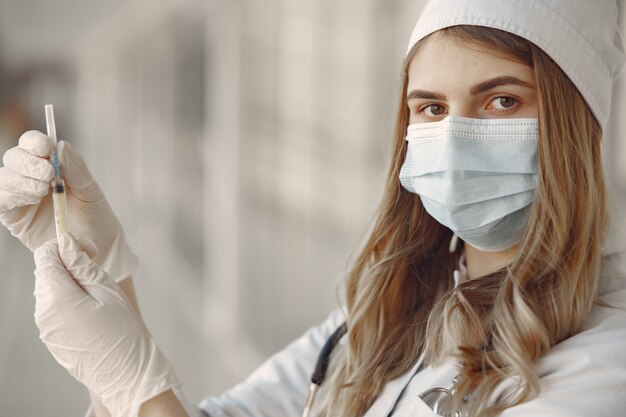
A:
[399, 116, 539, 251]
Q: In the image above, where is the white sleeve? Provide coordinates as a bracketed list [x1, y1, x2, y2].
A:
[499, 287, 626, 417]
[198, 308, 347, 417]
[174, 387, 206, 417]
[82, 388, 204, 417]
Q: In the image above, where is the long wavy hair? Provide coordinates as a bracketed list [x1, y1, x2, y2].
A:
[313, 26, 607, 417]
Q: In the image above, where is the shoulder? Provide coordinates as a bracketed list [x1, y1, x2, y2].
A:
[500, 254, 626, 417]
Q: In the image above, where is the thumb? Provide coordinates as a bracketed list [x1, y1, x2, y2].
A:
[58, 232, 109, 287]
[57, 141, 104, 203]
[76, 238, 98, 260]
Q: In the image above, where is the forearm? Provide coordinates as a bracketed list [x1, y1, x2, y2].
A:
[118, 276, 141, 314]
[88, 389, 189, 417]
[139, 390, 189, 417]
[89, 391, 112, 417]
[89, 276, 141, 417]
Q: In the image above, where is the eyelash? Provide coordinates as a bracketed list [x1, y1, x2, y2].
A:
[488, 96, 519, 112]
[417, 96, 520, 116]
[418, 103, 446, 116]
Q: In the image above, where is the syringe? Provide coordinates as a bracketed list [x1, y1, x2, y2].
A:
[45, 104, 70, 238]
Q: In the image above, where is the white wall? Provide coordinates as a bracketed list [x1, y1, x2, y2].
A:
[69, 0, 431, 403]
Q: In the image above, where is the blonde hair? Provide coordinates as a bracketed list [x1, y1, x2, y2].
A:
[314, 26, 607, 417]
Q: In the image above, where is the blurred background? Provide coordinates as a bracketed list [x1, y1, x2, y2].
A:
[0, 0, 624, 415]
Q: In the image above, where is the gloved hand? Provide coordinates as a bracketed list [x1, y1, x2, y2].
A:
[34, 233, 180, 417]
[0, 130, 137, 282]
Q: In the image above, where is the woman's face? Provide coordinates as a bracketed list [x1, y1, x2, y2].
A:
[406, 33, 538, 125]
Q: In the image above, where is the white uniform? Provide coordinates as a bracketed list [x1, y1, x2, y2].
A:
[168, 252, 626, 417]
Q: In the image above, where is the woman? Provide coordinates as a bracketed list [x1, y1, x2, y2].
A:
[1, 0, 625, 416]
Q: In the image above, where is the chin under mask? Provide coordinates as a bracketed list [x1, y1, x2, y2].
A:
[399, 116, 539, 251]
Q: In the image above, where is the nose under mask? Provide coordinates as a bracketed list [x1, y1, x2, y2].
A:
[399, 115, 539, 252]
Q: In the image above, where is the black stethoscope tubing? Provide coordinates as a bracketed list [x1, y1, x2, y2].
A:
[302, 321, 347, 417]
[303, 322, 461, 417]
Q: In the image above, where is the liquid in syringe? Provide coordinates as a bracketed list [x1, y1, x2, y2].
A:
[45, 104, 69, 238]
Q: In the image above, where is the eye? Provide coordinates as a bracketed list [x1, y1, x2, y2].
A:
[421, 104, 447, 117]
[488, 96, 518, 112]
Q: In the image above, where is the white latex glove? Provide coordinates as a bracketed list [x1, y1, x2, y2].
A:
[34, 233, 180, 417]
[0, 130, 137, 282]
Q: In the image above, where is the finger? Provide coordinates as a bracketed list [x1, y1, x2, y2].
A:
[0, 197, 55, 251]
[0, 185, 43, 213]
[34, 239, 87, 304]
[57, 141, 104, 203]
[18, 130, 52, 157]
[0, 167, 50, 201]
[33, 239, 96, 340]
[2, 147, 55, 182]
[58, 233, 109, 287]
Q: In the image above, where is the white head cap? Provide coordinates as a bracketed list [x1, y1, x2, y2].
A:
[406, 0, 625, 131]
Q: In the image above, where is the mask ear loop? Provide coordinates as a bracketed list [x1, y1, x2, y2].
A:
[449, 233, 459, 253]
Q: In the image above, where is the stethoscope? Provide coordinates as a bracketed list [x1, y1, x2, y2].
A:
[302, 322, 347, 417]
[302, 322, 466, 417]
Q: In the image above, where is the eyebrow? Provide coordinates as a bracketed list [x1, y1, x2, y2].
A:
[406, 76, 534, 101]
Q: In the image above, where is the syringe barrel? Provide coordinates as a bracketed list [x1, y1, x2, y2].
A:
[51, 178, 69, 237]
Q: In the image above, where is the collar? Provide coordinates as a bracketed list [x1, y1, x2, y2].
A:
[453, 252, 468, 287]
